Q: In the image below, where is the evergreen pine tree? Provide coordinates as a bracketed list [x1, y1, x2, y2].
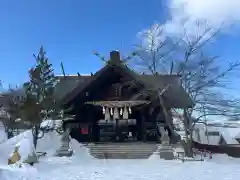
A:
[24, 46, 58, 148]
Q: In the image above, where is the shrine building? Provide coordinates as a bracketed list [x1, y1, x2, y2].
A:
[55, 50, 194, 143]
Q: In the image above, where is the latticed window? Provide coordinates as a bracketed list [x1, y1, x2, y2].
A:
[116, 86, 122, 97]
[108, 83, 122, 99]
[205, 131, 220, 136]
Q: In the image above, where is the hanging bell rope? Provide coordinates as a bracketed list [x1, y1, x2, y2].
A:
[110, 108, 113, 115]
[102, 106, 105, 114]
[113, 107, 119, 119]
[128, 106, 132, 114]
[123, 106, 129, 119]
[120, 108, 123, 116]
[104, 107, 110, 120]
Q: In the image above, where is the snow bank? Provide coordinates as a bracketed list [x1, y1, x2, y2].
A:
[0, 129, 60, 164]
[70, 139, 94, 161]
[36, 131, 61, 156]
[148, 152, 161, 160]
[0, 119, 62, 163]
[0, 127, 93, 164]
[0, 121, 96, 179]
[0, 130, 33, 164]
[37, 130, 93, 160]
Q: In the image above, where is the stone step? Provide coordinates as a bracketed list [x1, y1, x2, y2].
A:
[88, 143, 158, 159]
[89, 146, 157, 149]
[92, 153, 152, 159]
[89, 148, 156, 152]
[90, 153, 154, 159]
[88, 144, 159, 148]
[89, 148, 157, 152]
[90, 149, 156, 151]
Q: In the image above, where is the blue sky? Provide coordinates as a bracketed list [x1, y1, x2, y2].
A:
[0, 0, 164, 87]
[0, 0, 240, 93]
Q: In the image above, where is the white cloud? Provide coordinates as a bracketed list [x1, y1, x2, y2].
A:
[139, 0, 240, 46]
[164, 0, 240, 37]
[170, 0, 240, 25]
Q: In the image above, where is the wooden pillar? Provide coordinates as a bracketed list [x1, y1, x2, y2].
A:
[141, 110, 146, 142]
[89, 111, 95, 142]
[85, 109, 92, 142]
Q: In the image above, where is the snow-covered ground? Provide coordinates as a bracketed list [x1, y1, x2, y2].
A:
[1, 127, 240, 180]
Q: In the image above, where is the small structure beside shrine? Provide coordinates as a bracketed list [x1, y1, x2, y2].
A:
[55, 50, 194, 144]
[55, 127, 73, 157]
[159, 127, 175, 160]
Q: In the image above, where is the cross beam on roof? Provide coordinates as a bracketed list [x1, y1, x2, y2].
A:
[85, 100, 150, 107]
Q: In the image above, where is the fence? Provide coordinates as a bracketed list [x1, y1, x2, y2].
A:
[193, 141, 240, 158]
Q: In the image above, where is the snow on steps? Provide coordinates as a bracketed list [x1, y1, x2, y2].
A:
[88, 142, 158, 159]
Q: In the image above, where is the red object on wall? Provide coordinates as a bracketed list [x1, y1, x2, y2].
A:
[81, 127, 89, 134]
[209, 152, 212, 159]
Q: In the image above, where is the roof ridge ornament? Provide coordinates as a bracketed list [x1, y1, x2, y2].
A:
[92, 50, 137, 66]
[109, 50, 121, 64]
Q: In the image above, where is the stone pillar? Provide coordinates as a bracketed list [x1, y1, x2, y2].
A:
[159, 129, 174, 160]
[55, 127, 73, 157]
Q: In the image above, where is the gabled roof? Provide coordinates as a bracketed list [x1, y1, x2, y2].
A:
[131, 74, 193, 108]
[59, 51, 193, 109]
[54, 75, 90, 102]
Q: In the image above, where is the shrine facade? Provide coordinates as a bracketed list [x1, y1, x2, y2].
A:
[56, 51, 193, 143]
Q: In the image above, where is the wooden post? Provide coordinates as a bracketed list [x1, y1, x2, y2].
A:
[60, 62, 66, 77]
[141, 110, 146, 142]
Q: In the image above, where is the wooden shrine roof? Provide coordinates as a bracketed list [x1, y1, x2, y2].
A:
[0, 52, 194, 109]
[57, 51, 194, 108]
[54, 75, 90, 102]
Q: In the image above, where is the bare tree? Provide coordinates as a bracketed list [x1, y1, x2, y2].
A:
[133, 21, 240, 156]
[0, 85, 31, 139]
[0, 107, 13, 140]
[0, 83, 15, 139]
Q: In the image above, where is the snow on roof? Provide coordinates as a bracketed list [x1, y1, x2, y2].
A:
[207, 121, 240, 128]
[40, 119, 62, 129]
[194, 124, 240, 145]
[219, 128, 239, 144]
[235, 132, 240, 139]
[194, 126, 221, 145]
[220, 127, 240, 138]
